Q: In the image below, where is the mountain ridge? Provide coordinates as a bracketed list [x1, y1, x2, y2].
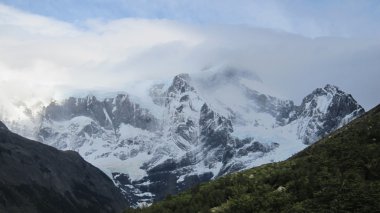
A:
[1, 69, 365, 206]
[125, 103, 380, 213]
[0, 121, 128, 213]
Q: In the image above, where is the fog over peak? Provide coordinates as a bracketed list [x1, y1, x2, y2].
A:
[0, 3, 379, 111]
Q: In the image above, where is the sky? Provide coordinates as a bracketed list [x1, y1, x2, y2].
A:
[0, 0, 379, 110]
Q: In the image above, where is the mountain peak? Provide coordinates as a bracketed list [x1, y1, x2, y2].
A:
[303, 84, 352, 106]
[172, 73, 191, 86]
[175, 73, 191, 81]
[296, 84, 365, 144]
[324, 84, 339, 93]
[168, 73, 194, 95]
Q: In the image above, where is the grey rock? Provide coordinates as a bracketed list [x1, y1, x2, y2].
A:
[291, 84, 365, 144]
[44, 95, 158, 132]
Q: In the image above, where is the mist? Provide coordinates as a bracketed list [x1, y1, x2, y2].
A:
[0, 4, 379, 111]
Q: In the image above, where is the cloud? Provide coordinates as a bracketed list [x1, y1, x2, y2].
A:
[2, 0, 380, 38]
[0, 5, 202, 87]
[0, 3, 379, 112]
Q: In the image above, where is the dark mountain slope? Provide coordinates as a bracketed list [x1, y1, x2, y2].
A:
[0, 121, 128, 213]
[126, 104, 380, 213]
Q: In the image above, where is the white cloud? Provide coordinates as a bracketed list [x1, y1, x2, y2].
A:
[0, 3, 379, 112]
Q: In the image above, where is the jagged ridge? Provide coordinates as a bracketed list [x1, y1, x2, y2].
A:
[2, 69, 365, 207]
[125, 104, 380, 213]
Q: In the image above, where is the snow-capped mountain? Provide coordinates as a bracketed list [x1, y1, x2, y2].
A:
[2, 68, 364, 207]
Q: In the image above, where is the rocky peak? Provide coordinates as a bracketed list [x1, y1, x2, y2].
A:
[324, 84, 339, 93]
[42, 93, 158, 132]
[114, 94, 129, 103]
[86, 95, 98, 106]
[164, 74, 204, 148]
[167, 73, 194, 96]
[298, 84, 364, 117]
[306, 84, 338, 97]
[293, 84, 364, 144]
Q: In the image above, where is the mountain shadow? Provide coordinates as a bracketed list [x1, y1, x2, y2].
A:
[0, 121, 128, 213]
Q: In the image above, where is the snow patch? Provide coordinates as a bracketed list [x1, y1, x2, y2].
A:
[119, 123, 154, 139]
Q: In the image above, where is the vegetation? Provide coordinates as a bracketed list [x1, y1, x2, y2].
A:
[125, 105, 380, 213]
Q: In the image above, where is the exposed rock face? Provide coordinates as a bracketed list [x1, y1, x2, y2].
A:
[43, 94, 158, 132]
[3, 69, 365, 207]
[290, 84, 365, 144]
[243, 86, 296, 124]
[0, 122, 128, 213]
[38, 94, 159, 151]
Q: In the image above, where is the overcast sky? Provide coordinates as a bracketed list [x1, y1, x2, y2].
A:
[0, 0, 379, 110]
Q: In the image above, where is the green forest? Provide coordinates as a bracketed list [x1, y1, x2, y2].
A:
[125, 105, 380, 213]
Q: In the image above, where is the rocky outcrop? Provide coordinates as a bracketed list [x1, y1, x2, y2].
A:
[289, 84, 365, 144]
[43, 94, 158, 133]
